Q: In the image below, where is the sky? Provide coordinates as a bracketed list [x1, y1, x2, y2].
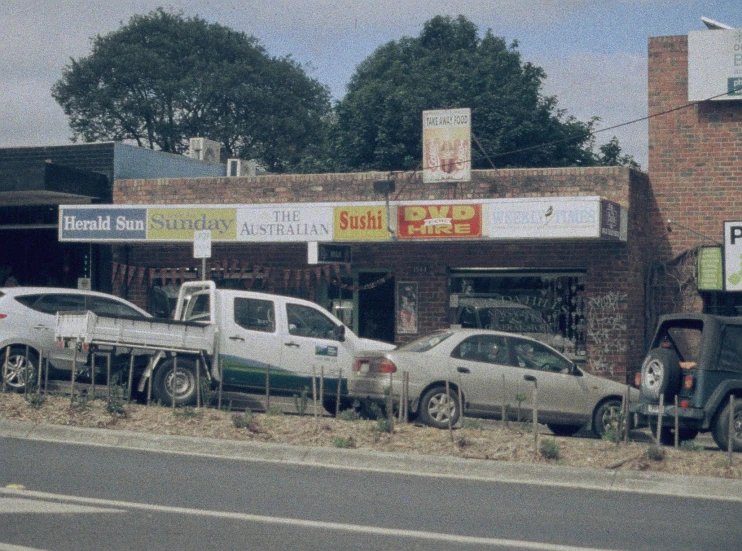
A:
[2, 1, 740, 171]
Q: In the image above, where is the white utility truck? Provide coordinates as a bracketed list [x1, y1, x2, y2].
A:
[55, 281, 394, 409]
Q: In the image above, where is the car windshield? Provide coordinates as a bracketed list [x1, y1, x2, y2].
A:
[398, 331, 454, 352]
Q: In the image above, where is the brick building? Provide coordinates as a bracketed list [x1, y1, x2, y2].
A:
[63, 166, 653, 382]
[648, 32, 742, 316]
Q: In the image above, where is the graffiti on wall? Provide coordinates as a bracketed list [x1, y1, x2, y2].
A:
[585, 291, 628, 377]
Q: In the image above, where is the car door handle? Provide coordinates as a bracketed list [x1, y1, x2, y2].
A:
[457, 367, 471, 374]
[284, 342, 300, 348]
[229, 335, 245, 342]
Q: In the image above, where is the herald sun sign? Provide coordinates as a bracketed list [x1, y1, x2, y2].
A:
[397, 204, 482, 239]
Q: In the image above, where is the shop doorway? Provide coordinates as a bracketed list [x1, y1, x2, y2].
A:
[357, 271, 395, 343]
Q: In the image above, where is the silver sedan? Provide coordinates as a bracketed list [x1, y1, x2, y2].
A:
[349, 328, 638, 437]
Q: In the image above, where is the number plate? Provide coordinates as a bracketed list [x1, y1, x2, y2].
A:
[647, 404, 660, 414]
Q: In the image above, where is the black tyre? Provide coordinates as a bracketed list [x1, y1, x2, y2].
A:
[649, 422, 675, 446]
[592, 398, 623, 438]
[152, 358, 198, 407]
[547, 424, 582, 437]
[640, 348, 681, 401]
[1, 346, 38, 391]
[418, 386, 460, 429]
[322, 397, 354, 416]
[711, 399, 742, 452]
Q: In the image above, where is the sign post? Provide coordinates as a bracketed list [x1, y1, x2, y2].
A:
[193, 230, 212, 281]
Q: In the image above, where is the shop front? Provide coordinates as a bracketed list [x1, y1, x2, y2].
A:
[59, 166, 652, 382]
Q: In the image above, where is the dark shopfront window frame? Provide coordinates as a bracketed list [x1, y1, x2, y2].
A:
[449, 269, 586, 360]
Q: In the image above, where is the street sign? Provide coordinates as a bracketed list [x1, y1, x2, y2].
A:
[193, 230, 212, 259]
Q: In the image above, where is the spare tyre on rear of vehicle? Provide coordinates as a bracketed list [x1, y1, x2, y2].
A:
[640, 348, 681, 401]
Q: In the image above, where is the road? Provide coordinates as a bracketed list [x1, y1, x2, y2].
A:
[2, 433, 741, 551]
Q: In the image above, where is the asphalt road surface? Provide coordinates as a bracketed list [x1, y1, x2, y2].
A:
[2, 434, 741, 551]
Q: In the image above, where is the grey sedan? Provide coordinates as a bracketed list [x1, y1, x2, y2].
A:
[349, 328, 638, 437]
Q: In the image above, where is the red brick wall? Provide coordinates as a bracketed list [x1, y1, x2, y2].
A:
[649, 35, 742, 313]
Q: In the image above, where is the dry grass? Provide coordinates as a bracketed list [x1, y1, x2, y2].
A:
[1, 392, 740, 479]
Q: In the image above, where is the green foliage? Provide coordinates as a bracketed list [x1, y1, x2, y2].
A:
[293, 387, 309, 416]
[51, 8, 331, 172]
[461, 418, 484, 430]
[24, 393, 47, 409]
[332, 15, 601, 171]
[679, 439, 702, 452]
[232, 409, 256, 429]
[331, 435, 356, 448]
[339, 409, 361, 421]
[266, 406, 284, 416]
[645, 444, 666, 462]
[540, 438, 560, 460]
[597, 136, 640, 169]
[106, 385, 128, 417]
[374, 418, 392, 433]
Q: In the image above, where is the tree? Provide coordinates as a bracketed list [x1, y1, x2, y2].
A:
[596, 136, 640, 169]
[331, 15, 602, 172]
[52, 8, 331, 172]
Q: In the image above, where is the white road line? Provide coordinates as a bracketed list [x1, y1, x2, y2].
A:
[0, 488, 628, 551]
[0, 544, 49, 551]
[0, 497, 123, 514]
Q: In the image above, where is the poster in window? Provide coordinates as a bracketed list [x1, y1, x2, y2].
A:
[397, 282, 418, 334]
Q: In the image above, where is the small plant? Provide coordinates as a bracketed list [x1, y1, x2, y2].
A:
[540, 438, 560, 460]
[293, 387, 309, 416]
[645, 444, 666, 462]
[199, 379, 218, 408]
[106, 385, 128, 417]
[679, 439, 702, 452]
[374, 417, 392, 433]
[339, 409, 361, 421]
[514, 392, 527, 422]
[332, 435, 355, 448]
[70, 393, 91, 410]
[601, 406, 626, 444]
[24, 393, 47, 409]
[461, 418, 483, 430]
[266, 405, 284, 416]
[232, 410, 256, 430]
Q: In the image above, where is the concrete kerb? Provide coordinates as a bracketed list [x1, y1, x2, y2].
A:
[2, 419, 742, 503]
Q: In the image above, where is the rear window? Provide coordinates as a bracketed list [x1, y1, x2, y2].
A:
[718, 325, 742, 373]
[14, 293, 86, 314]
[657, 321, 703, 363]
[398, 331, 454, 352]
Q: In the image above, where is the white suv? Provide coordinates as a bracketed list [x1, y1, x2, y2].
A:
[0, 287, 150, 390]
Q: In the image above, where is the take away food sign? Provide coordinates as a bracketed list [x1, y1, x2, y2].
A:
[422, 108, 471, 183]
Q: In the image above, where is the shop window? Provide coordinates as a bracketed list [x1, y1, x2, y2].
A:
[451, 272, 586, 360]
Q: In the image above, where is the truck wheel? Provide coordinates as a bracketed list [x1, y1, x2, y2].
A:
[418, 386, 460, 429]
[153, 358, 198, 407]
[2, 346, 38, 391]
[640, 348, 681, 401]
[711, 399, 742, 452]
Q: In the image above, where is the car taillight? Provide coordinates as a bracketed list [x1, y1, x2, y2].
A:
[680, 399, 691, 408]
[352, 359, 363, 372]
[0, 313, 7, 319]
[634, 371, 642, 387]
[683, 373, 694, 391]
[379, 359, 397, 373]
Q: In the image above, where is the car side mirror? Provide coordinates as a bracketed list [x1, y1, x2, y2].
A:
[571, 363, 582, 376]
[334, 324, 346, 342]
